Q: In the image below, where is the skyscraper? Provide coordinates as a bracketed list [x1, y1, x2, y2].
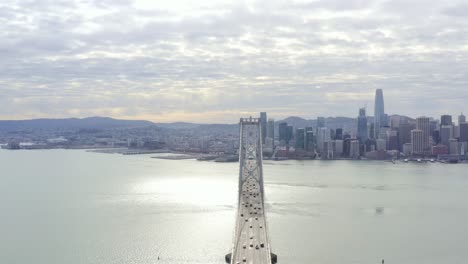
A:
[349, 140, 360, 159]
[374, 89, 385, 139]
[416, 116, 431, 154]
[335, 128, 343, 140]
[316, 127, 331, 153]
[260, 112, 267, 144]
[460, 123, 468, 143]
[411, 129, 424, 155]
[267, 119, 275, 139]
[305, 129, 314, 152]
[441, 115, 452, 126]
[278, 122, 288, 143]
[440, 125, 453, 147]
[459, 113, 466, 125]
[295, 128, 305, 150]
[357, 107, 368, 143]
[399, 123, 416, 151]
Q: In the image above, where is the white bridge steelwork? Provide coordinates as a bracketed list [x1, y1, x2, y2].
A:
[226, 117, 277, 264]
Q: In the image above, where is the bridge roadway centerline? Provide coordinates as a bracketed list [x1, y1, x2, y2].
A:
[226, 117, 277, 264]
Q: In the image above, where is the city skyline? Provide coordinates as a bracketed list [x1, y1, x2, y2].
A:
[1, 0, 468, 123]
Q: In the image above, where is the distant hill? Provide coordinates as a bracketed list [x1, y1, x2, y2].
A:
[277, 116, 356, 130]
[154, 122, 202, 129]
[277, 116, 311, 128]
[0, 117, 155, 132]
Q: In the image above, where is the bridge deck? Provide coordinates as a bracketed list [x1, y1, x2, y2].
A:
[228, 117, 274, 264]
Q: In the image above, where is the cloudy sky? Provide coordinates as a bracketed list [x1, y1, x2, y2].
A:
[1, 0, 468, 123]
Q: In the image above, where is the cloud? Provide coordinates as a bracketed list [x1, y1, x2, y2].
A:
[1, 0, 468, 122]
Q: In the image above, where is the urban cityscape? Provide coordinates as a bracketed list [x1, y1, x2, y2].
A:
[1, 89, 467, 163]
[2, 0, 468, 263]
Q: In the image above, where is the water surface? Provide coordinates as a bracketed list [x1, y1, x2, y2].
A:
[1, 149, 467, 264]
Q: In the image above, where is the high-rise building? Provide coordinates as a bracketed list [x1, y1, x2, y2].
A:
[335, 128, 343, 140]
[357, 108, 368, 143]
[316, 127, 331, 153]
[334, 140, 344, 156]
[374, 89, 385, 139]
[390, 115, 401, 129]
[403, 143, 413, 156]
[441, 115, 452, 126]
[267, 119, 275, 139]
[411, 129, 424, 155]
[295, 128, 305, 150]
[440, 125, 453, 148]
[460, 123, 468, 143]
[432, 130, 440, 145]
[387, 130, 399, 151]
[399, 123, 416, 151]
[454, 125, 460, 139]
[305, 129, 315, 152]
[449, 139, 459, 155]
[376, 139, 387, 151]
[416, 116, 431, 154]
[286, 125, 293, 143]
[459, 113, 466, 125]
[278, 122, 288, 143]
[369, 123, 375, 140]
[350, 140, 360, 159]
[260, 112, 267, 144]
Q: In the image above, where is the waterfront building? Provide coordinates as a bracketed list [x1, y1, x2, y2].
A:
[264, 137, 274, 154]
[387, 130, 399, 151]
[376, 139, 387, 151]
[411, 129, 424, 155]
[461, 142, 467, 156]
[416, 116, 431, 154]
[323, 141, 334, 159]
[295, 128, 305, 150]
[357, 108, 368, 143]
[403, 143, 413, 156]
[432, 144, 449, 156]
[260, 112, 267, 144]
[449, 139, 459, 155]
[350, 140, 360, 159]
[374, 89, 386, 139]
[316, 127, 331, 153]
[334, 140, 344, 157]
[440, 125, 453, 148]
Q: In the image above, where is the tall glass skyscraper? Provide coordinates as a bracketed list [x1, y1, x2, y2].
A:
[357, 107, 368, 143]
[260, 112, 267, 144]
[374, 89, 385, 139]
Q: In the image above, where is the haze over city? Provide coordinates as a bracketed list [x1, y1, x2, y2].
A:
[2, 0, 468, 122]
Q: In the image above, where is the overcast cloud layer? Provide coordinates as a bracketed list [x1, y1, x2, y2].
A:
[1, 0, 468, 122]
